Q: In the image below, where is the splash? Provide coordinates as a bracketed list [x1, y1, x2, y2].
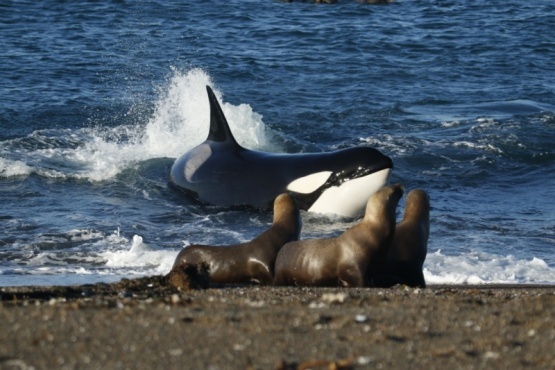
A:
[142, 68, 270, 157]
[100, 235, 176, 275]
[0, 68, 272, 182]
[78, 68, 271, 181]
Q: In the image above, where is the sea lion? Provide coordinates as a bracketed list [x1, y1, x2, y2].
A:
[169, 86, 393, 218]
[170, 193, 301, 285]
[273, 184, 404, 287]
[369, 189, 430, 288]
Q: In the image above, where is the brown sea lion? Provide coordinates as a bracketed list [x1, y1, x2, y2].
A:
[369, 189, 430, 288]
[273, 184, 404, 287]
[170, 193, 301, 285]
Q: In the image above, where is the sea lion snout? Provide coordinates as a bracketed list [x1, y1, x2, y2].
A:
[387, 183, 404, 198]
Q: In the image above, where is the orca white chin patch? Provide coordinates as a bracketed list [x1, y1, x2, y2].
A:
[308, 168, 392, 218]
[286, 171, 333, 194]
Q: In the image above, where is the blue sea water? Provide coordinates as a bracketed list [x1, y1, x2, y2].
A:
[1, 0, 554, 286]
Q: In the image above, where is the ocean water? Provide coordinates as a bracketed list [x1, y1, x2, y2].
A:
[1, 0, 554, 286]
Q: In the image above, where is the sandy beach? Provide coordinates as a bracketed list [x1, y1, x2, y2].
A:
[1, 277, 554, 370]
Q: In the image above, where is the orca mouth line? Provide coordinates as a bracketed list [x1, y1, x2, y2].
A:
[324, 162, 393, 189]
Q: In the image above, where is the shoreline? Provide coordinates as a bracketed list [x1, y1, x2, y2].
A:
[1, 277, 554, 369]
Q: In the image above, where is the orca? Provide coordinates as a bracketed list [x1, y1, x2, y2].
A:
[169, 86, 393, 218]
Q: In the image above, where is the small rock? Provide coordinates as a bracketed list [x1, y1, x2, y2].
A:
[354, 314, 368, 323]
[321, 292, 347, 304]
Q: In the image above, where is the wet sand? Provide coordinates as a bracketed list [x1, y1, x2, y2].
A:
[1, 277, 554, 369]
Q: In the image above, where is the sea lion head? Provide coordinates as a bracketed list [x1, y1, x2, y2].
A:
[404, 189, 430, 223]
[363, 184, 404, 224]
[272, 193, 302, 240]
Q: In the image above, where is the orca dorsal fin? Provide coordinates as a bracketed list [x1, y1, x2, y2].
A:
[206, 86, 240, 146]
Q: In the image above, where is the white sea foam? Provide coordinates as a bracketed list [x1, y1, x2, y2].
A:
[0, 156, 64, 178]
[65, 229, 106, 243]
[358, 134, 415, 156]
[3, 243, 554, 285]
[424, 250, 555, 285]
[440, 120, 461, 128]
[452, 140, 503, 154]
[100, 235, 176, 275]
[0, 157, 33, 177]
